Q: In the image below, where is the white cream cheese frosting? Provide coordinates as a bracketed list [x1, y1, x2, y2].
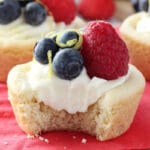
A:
[136, 13, 150, 32]
[27, 62, 131, 114]
[0, 15, 84, 40]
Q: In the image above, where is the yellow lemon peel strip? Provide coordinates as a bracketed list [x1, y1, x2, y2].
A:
[47, 50, 53, 78]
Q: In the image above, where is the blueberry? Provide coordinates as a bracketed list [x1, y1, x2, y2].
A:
[56, 30, 83, 49]
[130, 0, 149, 12]
[130, 0, 140, 12]
[52, 48, 84, 80]
[24, 2, 47, 26]
[139, 0, 148, 11]
[0, 0, 21, 24]
[18, 0, 34, 7]
[34, 38, 58, 64]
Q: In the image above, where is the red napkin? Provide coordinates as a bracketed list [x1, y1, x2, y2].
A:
[0, 82, 150, 150]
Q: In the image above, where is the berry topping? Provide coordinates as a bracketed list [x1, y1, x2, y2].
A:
[139, 0, 148, 11]
[40, 0, 77, 24]
[131, 0, 140, 12]
[81, 21, 129, 80]
[18, 0, 34, 7]
[130, 0, 148, 12]
[78, 0, 115, 20]
[24, 2, 47, 26]
[56, 30, 83, 49]
[52, 48, 84, 80]
[34, 38, 58, 64]
[0, 0, 21, 24]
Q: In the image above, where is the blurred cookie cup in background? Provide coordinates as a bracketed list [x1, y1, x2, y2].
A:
[120, 0, 150, 80]
[0, 0, 85, 82]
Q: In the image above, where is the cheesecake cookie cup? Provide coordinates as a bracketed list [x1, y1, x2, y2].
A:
[7, 21, 145, 141]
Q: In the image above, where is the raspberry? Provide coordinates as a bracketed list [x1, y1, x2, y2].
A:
[40, 0, 77, 24]
[81, 21, 129, 80]
[78, 0, 115, 20]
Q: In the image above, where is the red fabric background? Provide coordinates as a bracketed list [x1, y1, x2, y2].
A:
[0, 82, 150, 150]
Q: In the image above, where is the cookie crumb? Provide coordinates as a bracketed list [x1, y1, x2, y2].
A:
[27, 134, 35, 139]
[38, 136, 49, 143]
[81, 138, 87, 144]
[44, 138, 49, 143]
[39, 136, 44, 141]
[72, 136, 76, 139]
[4, 141, 8, 145]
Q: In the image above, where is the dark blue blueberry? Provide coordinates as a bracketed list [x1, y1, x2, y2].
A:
[24, 2, 47, 26]
[0, 0, 21, 24]
[130, 0, 149, 12]
[131, 0, 140, 12]
[139, 0, 148, 11]
[52, 48, 84, 80]
[56, 30, 83, 49]
[34, 38, 58, 64]
[18, 0, 34, 7]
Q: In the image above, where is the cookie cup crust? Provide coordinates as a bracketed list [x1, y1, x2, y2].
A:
[120, 12, 150, 80]
[0, 39, 36, 82]
[7, 63, 145, 141]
